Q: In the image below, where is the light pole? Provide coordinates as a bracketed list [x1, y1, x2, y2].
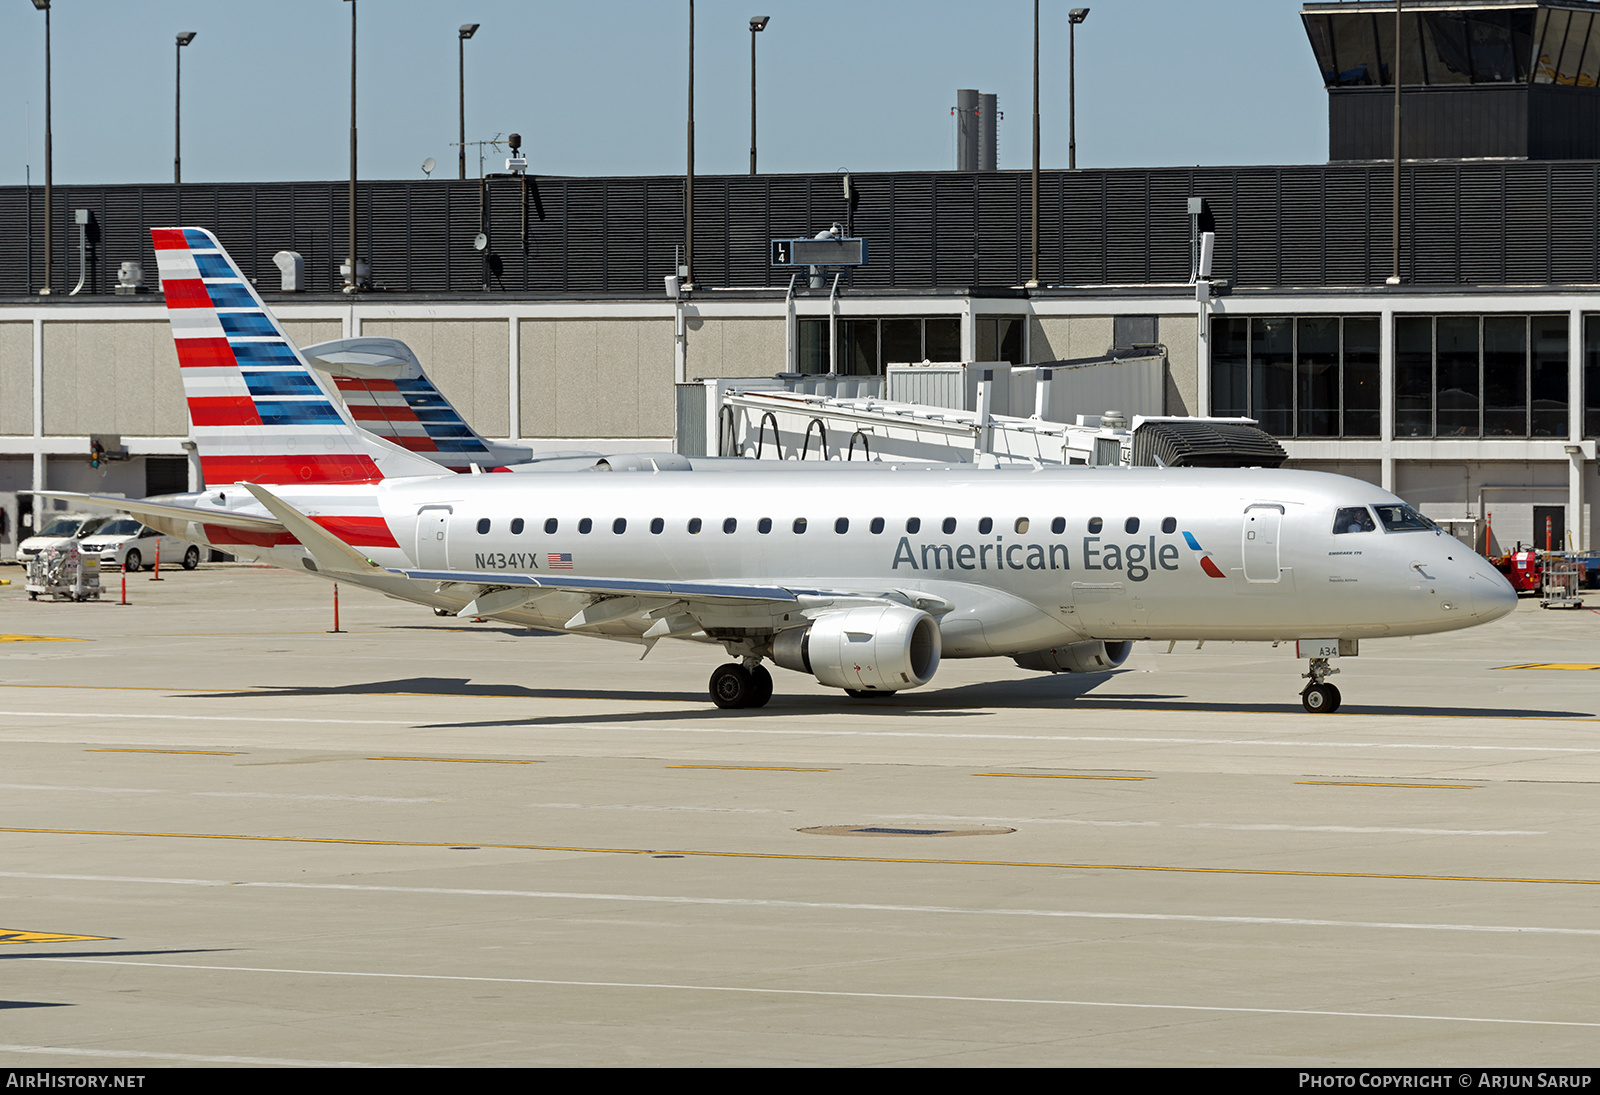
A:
[1388, 0, 1401, 286]
[344, 0, 358, 292]
[1068, 8, 1089, 171]
[749, 16, 768, 176]
[175, 32, 196, 185]
[1028, 0, 1039, 287]
[458, 23, 478, 180]
[685, 0, 696, 290]
[32, 0, 52, 295]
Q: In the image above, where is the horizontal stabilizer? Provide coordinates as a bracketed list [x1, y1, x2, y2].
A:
[240, 483, 382, 576]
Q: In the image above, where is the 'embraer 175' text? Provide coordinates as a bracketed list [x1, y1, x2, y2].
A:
[891, 535, 1183, 581]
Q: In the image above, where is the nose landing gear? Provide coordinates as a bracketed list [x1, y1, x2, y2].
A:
[1301, 656, 1341, 713]
[709, 660, 774, 709]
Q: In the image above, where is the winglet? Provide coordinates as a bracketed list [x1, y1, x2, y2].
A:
[240, 483, 381, 576]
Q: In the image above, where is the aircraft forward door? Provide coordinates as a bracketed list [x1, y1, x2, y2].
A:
[415, 506, 452, 569]
[1242, 504, 1284, 584]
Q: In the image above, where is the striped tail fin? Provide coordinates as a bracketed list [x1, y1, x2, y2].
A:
[298, 337, 535, 472]
[150, 227, 445, 486]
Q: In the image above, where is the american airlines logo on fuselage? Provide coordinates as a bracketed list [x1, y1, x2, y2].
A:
[891, 532, 1203, 582]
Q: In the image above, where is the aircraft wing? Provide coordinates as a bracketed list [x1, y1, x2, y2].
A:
[24, 490, 284, 533]
[388, 565, 954, 643]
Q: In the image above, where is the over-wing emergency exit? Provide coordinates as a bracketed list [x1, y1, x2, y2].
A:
[36, 229, 1519, 712]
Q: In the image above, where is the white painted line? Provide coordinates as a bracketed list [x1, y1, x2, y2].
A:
[4, 708, 1599, 753]
[31, 958, 1600, 1029]
[0, 782, 435, 804]
[0, 1042, 382, 1067]
[3, 872, 1595, 936]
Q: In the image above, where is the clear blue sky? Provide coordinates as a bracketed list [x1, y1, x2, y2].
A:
[1, 1, 1328, 185]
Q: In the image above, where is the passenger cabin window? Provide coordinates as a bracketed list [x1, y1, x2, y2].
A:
[978, 517, 993, 535]
[511, 518, 524, 535]
[544, 518, 558, 534]
[906, 517, 921, 533]
[1161, 517, 1176, 534]
[613, 518, 627, 534]
[578, 518, 593, 534]
[942, 517, 957, 534]
[476, 518, 491, 534]
[1050, 517, 1066, 534]
[835, 518, 849, 534]
[758, 518, 772, 534]
[1014, 518, 1029, 534]
[870, 517, 885, 534]
[724, 518, 737, 534]
[688, 518, 702, 534]
[793, 518, 807, 534]
[1333, 507, 1376, 534]
[1125, 517, 1140, 534]
[1088, 517, 1103, 533]
[650, 518, 664, 534]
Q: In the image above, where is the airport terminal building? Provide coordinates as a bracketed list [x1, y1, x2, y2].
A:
[2, 0, 1598, 554]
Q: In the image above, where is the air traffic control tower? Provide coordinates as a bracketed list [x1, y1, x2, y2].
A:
[1303, 0, 1600, 160]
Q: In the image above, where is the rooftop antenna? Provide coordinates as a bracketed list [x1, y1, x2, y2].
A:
[421, 156, 436, 178]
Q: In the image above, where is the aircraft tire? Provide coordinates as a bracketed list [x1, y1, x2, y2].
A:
[1301, 683, 1341, 714]
[710, 663, 754, 709]
[747, 665, 773, 708]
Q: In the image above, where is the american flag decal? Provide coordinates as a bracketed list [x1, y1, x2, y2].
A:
[548, 552, 573, 569]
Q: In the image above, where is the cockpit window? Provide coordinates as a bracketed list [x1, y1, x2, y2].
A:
[1373, 504, 1436, 532]
[1333, 507, 1376, 534]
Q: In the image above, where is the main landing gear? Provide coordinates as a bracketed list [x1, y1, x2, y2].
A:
[1301, 656, 1341, 714]
[709, 661, 774, 709]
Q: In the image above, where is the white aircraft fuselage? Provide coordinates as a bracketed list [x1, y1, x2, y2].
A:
[188, 462, 1513, 653]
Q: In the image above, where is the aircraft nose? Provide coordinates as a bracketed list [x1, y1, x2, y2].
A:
[1469, 564, 1518, 623]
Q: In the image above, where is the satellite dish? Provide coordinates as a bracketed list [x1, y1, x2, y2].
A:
[473, 233, 489, 252]
[421, 157, 437, 178]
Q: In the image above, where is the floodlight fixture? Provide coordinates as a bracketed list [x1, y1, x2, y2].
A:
[176, 30, 196, 46]
[460, 23, 478, 39]
[31, 0, 49, 10]
[749, 15, 771, 174]
[1069, 8, 1089, 23]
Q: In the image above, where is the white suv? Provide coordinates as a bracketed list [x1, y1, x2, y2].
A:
[18, 514, 111, 562]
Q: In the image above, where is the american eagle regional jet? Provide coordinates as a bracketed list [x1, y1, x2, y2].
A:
[38, 228, 1517, 712]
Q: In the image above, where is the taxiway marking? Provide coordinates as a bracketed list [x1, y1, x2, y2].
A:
[0, 928, 108, 945]
[978, 772, 1148, 781]
[3, 871, 1590, 937]
[4, 708, 1599, 752]
[1, 827, 1593, 886]
[1297, 780, 1479, 790]
[27, 958, 1600, 1030]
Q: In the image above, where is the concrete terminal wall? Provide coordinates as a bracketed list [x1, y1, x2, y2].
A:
[41, 321, 185, 438]
[518, 318, 674, 440]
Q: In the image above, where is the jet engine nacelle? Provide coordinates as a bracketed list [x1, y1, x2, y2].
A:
[1012, 640, 1133, 674]
[771, 605, 942, 692]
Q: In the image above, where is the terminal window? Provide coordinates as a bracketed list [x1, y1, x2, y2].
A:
[1394, 315, 1567, 438]
[1581, 317, 1600, 439]
[1209, 316, 1380, 438]
[797, 316, 961, 374]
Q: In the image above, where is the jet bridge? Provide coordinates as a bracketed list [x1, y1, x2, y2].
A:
[698, 355, 1285, 469]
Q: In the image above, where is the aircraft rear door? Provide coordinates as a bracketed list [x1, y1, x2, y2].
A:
[1242, 504, 1284, 584]
[415, 506, 452, 569]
